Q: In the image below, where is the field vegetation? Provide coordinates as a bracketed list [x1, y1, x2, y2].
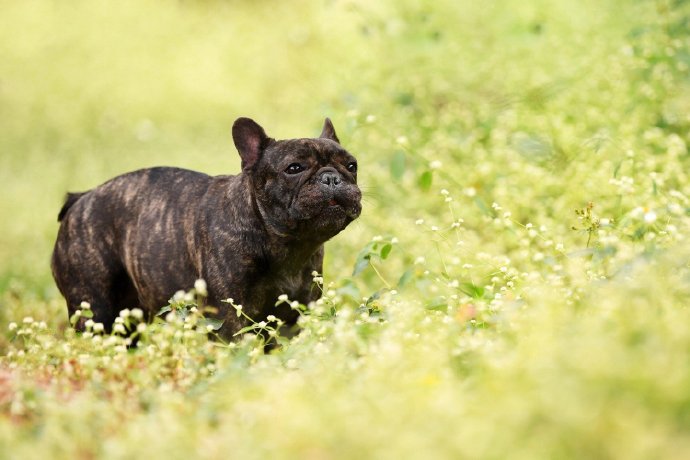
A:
[2, 0, 690, 458]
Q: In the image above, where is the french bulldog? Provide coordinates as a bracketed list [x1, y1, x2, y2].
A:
[51, 117, 362, 340]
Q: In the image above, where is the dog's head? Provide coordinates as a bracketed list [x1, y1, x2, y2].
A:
[232, 117, 362, 241]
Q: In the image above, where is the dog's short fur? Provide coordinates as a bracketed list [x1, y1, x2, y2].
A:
[51, 117, 361, 339]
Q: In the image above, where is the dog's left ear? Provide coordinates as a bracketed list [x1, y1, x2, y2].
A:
[320, 118, 340, 144]
[232, 117, 272, 170]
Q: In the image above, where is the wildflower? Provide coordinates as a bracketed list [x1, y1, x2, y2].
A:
[290, 301, 300, 309]
[278, 294, 289, 302]
[85, 319, 95, 329]
[80, 301, 91, 310]
[429, 160, 442, 169]
[119, 308, 130, 318]
[391, 237, 399, 244]
[440, 189, 449, 196]
[644, 210, 657, 223]
[464, 187, 477, 197]
[8, 322, 17, 331]
[137, 323, 147, 333]
[431, 226, 439, 231]
[257, 321, 267, 328]
[194, 279, 208, 296]
[173, 290, 185, 301]
[267, 315, 277, 322]
[113, 324, 126, 334]
[415, 219, 424, 225]
[23, 317, 34, 324]
[372, 235, 383, 242]
[91, 322, 104, 333]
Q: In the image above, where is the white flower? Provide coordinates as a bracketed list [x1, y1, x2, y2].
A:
[278, 294, 289, 302]
[194, 279, 208, 296]
[85, 319, 95, 329]
[644, 210, 657, 223]
[23, 317, 34, 324]
[429, 160, 442, 169]
[119, 309, 130, 318]
[415, 219, 424, 225]
[173, 290, 185, 301]
[372, 235, 383, 242]
[113, 324, 126, 334]
[93, 323, 105, 333]
[80, 301, 91, 310]
[8, 322, 17, 331]
[267, 315, 277, 322]
[137, 323, 147, 333]
[131, 308, 144, 319]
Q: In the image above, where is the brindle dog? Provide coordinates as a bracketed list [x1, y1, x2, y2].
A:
[51, 118, 361, 340]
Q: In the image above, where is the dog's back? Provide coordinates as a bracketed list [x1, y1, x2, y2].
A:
[52, 167, 215, 330]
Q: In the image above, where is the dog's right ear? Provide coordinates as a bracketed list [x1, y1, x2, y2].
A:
[232, 117, 271, 170]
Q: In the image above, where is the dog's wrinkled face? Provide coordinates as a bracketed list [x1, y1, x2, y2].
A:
[232, 118, 362, 240]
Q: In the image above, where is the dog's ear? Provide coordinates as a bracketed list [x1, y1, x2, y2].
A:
[320, 118, 340, 144]
[232, 117, 271, 170]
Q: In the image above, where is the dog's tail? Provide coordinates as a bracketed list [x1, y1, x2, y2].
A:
[57, 192, 87, 222]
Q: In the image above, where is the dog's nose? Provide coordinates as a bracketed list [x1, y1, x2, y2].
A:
[320, 171, 342, 188]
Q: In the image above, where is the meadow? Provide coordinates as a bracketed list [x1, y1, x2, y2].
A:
[2, 0, 690, 458]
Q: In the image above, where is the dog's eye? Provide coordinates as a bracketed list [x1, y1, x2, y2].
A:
[285, 163, 305, 174]
[346, 162, 358, 173]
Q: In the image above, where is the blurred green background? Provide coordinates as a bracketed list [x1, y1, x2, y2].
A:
[2, 1, 690, 458]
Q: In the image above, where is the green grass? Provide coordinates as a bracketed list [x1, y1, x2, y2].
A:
[2, 0, 690, 458]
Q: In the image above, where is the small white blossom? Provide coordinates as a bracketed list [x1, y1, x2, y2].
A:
[113, 324, 126, 334]
[8, 322, 17, 331]
[429, 160, 442, 169]
[278, 294, 289, 302]
[644, 210, 657, 223]
[93, 323, 105, 333]
[194, 279, 208, 296]
[80, 301, 91, 310]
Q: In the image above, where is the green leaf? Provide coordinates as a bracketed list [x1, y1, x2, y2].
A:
[380, 243, 392, 260]
[397, 269, 414, 288]
[157, 305, 172, 316]
[418, 170, 433, 190]
[390, 151, 406, 180]
[81, 309, 93, 319]
[459, 282, 485, 299]
[352, 255, 370, 276]
[425, 297, 447, 310]
[233, 324, 258, 336]
[199, 318, 224, 331]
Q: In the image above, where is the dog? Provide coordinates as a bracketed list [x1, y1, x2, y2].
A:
[51, 117, 362, 340]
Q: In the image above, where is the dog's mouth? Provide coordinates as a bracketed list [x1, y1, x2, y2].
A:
[325, 196, 361, 219]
